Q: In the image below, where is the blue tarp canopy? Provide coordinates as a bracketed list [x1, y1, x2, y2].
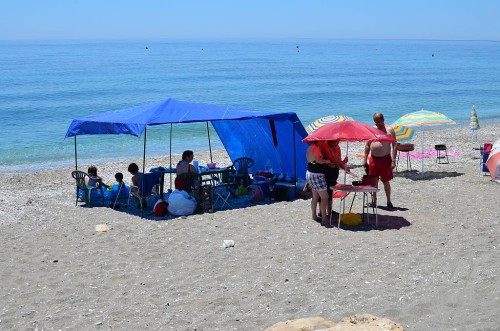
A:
[66, 98, 308, 179]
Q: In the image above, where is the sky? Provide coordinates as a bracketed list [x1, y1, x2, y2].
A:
[1, 0, 499, 41]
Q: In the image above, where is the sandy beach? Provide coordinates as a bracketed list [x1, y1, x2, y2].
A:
[1, 124, 499, 330]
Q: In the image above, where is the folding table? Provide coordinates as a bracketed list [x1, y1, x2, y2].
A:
[330, 184, 380, 228]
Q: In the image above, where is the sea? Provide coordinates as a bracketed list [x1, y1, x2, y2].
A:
[1, 39, 499, 173]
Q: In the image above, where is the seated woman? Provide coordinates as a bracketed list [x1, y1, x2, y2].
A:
[176, 150, 197, 175]
[175, 151, 201, 206]
[175, 150, 197, 191]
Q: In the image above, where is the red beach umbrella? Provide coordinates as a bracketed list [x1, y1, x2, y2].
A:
[303, 121, 396, 185]
[302, 120, 396, 143]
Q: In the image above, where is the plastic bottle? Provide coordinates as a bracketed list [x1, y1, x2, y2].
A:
[265, 161, 273, 174]
[269, 179, 275, 201]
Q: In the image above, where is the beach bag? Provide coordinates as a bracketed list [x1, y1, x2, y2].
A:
[167, 190, 197, 216]
[105, 183, 130, 200]
[154, 200, 169, 216]
[78, 188, 103, 202]
[247, 184, 264, 202]
[112, 183, 129, 196]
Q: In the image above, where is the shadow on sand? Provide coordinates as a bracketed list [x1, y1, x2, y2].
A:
[394, 170, 464, 181]
[80, 200, 169, 220]
[325, 213, 411, 231]
[80, 194, 265, 221]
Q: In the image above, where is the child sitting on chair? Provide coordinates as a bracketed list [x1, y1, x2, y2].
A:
[85, 165, 110, 189]
[109, 172, 129, 209]
[108, 172, 128, 191]
[114, 172, 124, 188]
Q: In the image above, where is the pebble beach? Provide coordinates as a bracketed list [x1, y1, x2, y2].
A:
[0, 124, 499, 330]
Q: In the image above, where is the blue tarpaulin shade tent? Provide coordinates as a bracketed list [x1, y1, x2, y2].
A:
[66, 98, 308, 184]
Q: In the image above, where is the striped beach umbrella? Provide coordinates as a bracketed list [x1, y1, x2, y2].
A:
[393, 109, 456, 172]
[470, 105, 480, 131]
[390, 124, 414, 142]
[392, 109, 456, 127]
[305, 114, 354, 134]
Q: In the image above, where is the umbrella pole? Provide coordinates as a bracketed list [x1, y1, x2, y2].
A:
[293, 126, 297, 188]
[421, 131, 425, 173]
[206, 122, 213, 163]
[343, 142, 349, 184]
[74, 136, 78, 171]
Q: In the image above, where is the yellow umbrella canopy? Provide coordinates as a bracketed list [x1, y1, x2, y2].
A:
[305, 114, 354, 134]
[390, 124, 415, 142]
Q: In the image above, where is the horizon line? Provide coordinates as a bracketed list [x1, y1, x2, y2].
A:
[0, 37, 499, 43]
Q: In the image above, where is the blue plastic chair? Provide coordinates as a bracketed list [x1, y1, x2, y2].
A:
[128, 172, 162, 209]
[72, 170, 105, 207]
[227, 157, 254, 187]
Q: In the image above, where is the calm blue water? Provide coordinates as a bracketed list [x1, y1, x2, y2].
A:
[1, 39, 499, 172]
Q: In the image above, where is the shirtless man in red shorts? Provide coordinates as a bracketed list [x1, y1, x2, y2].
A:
[363, 113, 398, 209]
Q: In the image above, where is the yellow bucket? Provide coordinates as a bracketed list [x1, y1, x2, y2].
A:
[340, 213, 362, 226]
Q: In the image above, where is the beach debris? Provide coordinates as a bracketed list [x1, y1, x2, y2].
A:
[265, 314, 404, 330]
[223, 240, 235, 248]
[265, 316, 335, 330]
[95, 224, 112, 232]
[26, 198, 33, 205]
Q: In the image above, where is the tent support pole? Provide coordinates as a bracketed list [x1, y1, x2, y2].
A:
[74, 136, 78, 171]
[207, 122, 213, 163]
[293, 125, 296, 189]
[169, 123, 173, 191]
[141, 128, 147, 218]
